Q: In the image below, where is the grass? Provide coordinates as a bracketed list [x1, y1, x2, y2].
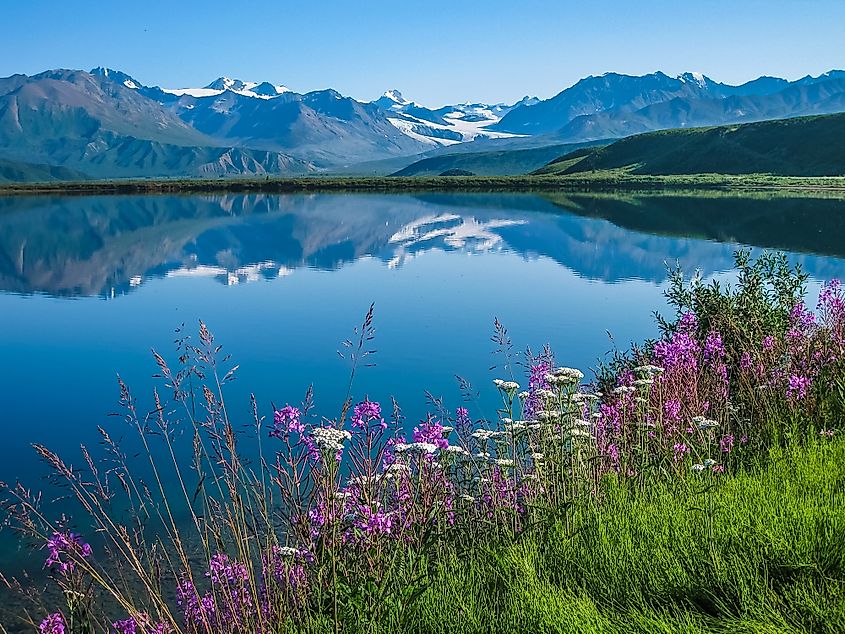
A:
[3, 172, 845, 198]
[329, 437, 845, 634]
[534, 112, 845, 178]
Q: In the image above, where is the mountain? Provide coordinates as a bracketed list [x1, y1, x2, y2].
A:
[494, 70, 845, 141]
[3, 65, 845, 181]
[534, 112, 845, 177]
[391, 141, 604, 176]
[0, 69, 315, 177]
[370, 90, 536, 147]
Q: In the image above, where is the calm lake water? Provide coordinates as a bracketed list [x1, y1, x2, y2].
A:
[1, 191, 845, 574]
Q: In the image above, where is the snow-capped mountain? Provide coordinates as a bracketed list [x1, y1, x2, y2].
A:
[162, 76, 291, 99]
[3, 66, 845, 181]
[370, 90, 538, 146]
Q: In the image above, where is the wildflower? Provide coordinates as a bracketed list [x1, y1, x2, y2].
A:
[39, 614, 65, 634]
[393, 442, 438, 455]
[703, 458, 716, 467]
[351, 399, 385, 430]
[691, 463, 706, 472]
[495, 459, 515, 468]
[633, 378, 654, 387]
[720, 435, 734, 453]
[762, 335, 776, 350]
[552, 367, 584, 382]
[44, 531, 91, 575]
[712, 464, 726, 474]
[494, 379, 520, 392]
[787, 375, 812, 401]
[820, 429, 835, 438]
[460, 494, 476, 503]
[310, 427, 352, 455]
[443, 445, 468, 455]
[518, 391, 530, 400]
[634, 364, 664, 375]
[530, 452, 544, 460]
[271, 405, 303, 436]
[612, 386, 636, 395]
[673, 443, 690, 461]
[693, 416, 718, 431]
[572, 392, 600, 403]
[413, 415, 449, 450]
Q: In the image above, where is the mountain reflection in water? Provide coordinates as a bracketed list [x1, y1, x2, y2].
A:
[3, 192, 845, 298]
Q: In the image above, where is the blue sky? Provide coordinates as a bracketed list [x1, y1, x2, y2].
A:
[3, 0, 844, 106]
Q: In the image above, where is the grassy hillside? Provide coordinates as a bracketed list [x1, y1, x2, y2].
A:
[391, 142, 604, 176]
[0, 158, 90, 182]
[535, 112, 845, 176]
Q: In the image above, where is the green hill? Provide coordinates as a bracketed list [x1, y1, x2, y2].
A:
[534, 113, 845, 177]
[391, 142, 604, 177]
[0, 158, 90, 183]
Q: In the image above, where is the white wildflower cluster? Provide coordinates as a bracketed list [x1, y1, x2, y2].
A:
[443, 445, 469, 456]
[393, 442, 438, 455]
[460, 494, 476, 503]
[566, 428, 593, 439]
[574, 419, 592, 428]
[633, 378, 654, 387]
[537, 410, 562, 422]
[693, 416, 719, 431]
[495, 458, 515, 468]
[691, 463, 706, 472]
[383, 463, 412, 477]
[572, 392, 600, 404]
[545, 367, 584, 387]
[612, 386, 637, 395]
[440, 425, 454, 434]
[518, 391, 530, 400]
[530, 452, 544, 461]
[346, 474, 378, 488]
[535, 389, 557, 400]
[494, 379, 520, 392]
[311, 427, 352, 453]
[276, 546, 307, 558]
[471, 429, 507, 442]
[634, 364, 665, 376]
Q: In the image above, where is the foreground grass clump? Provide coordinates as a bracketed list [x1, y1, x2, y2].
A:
[2, 251, 844, 633]
[397, 438, 845, 634]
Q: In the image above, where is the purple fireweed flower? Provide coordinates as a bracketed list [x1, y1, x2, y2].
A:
[39, 613, 65, 634]
[351, 399, 385, 430]
[44, 531, 91, 575]
[111, 615, 170, 634]
[720, 434, 734, 453]
[353, 504, 393, 537]
[678, 311, 698, 333]
[787, 374, 811, 401]
[112, 618, 138, 634]
[207, 553, 249, 585]
[412, 415, 448, 451]
[711, 464, 726, 474]
[454, 407, 473, 446]
[271, 405, 303, 436]
[762, 335, 776, 351]
[673, 443, 690, 462]
[740, 351, 753, 371]
[176, 577, 216, 623]
[524, 361, 552, 420]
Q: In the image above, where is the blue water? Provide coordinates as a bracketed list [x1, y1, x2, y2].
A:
[1, 191, 844, 575]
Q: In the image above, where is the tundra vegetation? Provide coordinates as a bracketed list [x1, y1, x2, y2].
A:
[3, 251, 845, 634]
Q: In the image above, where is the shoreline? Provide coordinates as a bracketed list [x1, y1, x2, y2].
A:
[3, 173, 845, 197]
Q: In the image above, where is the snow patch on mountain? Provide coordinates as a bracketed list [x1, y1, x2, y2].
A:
[162, 77, 291, 100]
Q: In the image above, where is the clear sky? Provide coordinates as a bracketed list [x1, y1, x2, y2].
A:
[3, 0, 844, 106]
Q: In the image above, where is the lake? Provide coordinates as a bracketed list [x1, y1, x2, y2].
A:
[1, 190, 845, 570]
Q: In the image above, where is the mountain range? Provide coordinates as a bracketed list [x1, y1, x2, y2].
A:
[1, 67, 845, 180]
